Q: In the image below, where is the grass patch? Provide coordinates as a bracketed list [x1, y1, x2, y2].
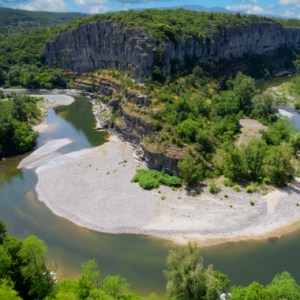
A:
[131, 169, 182, 190]
[208, 181, 221, 194]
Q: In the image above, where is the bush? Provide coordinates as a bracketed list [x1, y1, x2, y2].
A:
[294, 102, 300, 110]
[161, 196, 166, 200]
[245, 186, 253, 193]
[176, 138, 183, 147]
[208, 181, 221, 193]
[233, 185, 240, 192]
[263, 177, 271, 184]
[131, 169, 182, 190]
[224, 179, 235, 187]
[250, 200, 254, 205]
[224, 193, 228, 197]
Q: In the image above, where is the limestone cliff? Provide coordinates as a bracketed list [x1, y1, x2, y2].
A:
[44, 20, 300, 82]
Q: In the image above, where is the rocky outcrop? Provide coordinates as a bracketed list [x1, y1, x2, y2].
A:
[44, 20, 300, 82]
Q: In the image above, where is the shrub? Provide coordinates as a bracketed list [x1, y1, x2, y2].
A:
[246, 186, 253, 193]
[208, 181, 221, 193]
[224, 179, 235, 187]
[297, 203, 299, 206]
[250, 200, 254, 205]
[131, 169, 182, 190]
[161, 196, 166, 200]
[158, 190, 161, 193]
[233, 185, 240, 192]
[29, 118, 39, 125]
[294, 102, 300, 110]
[230, 204, 233, 208]
[224, 193, 228, 197]
[176, 138, 183, 147]
[263, 177, 271, 184]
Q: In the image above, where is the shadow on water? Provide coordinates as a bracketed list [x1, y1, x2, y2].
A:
[1, 91, 300, 296]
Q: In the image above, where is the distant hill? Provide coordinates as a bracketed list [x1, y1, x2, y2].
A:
[157, 5, 236, 14]
[0, 7, 88, 32]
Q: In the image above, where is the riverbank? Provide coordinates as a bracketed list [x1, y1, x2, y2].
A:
[18, 134, 300, 247]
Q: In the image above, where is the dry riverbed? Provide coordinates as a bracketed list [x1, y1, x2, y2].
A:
[18, 136, 300, 247]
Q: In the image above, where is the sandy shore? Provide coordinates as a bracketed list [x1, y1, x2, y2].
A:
[30, 94, 75, 108]
[18, 137, 300, 247]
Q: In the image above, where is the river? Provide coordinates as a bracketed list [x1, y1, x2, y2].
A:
[1, 82, 300, 297]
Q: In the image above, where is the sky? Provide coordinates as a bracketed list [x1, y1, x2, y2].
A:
[0, 0, 300, 19]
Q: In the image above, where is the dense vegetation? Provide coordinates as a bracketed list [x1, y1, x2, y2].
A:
[1, 220, 300, 300]
[57, 9, 300, 42]
[0, 7, 87, 33]
[131, 169, 182, 189]
[135, 69, 299, 187]
[0, 92, 42, 158]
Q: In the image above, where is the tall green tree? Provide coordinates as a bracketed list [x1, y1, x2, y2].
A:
[230, 282, 274, 300]
[18, 235, 55, 299]
[242, 138, 268, 180]
[266, 272, 300, 300]
[164, 241, 229, 300]
[178, 157, 204, 185]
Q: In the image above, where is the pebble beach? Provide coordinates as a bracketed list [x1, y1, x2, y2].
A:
[18, 136, 300, 247]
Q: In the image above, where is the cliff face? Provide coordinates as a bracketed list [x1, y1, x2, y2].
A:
[44, 20, 300, 81]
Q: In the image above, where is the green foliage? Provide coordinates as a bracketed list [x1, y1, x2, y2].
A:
[246, 186, 253, 193]
[209, 181, 221, 193]
[0, 279, 22, 300]
[131, 169, 182, 189]
[230, 281, 274, 300]
[233, 185, 240, 192]
[178, 157, 204, 185]
[0, 7, 87, 33]
[18, 235, 55, 299]
[250, 200, 255, 205]
[0, 221, 7, 244]
[0, 93, 41, 158]
[164, 241, 229, 300]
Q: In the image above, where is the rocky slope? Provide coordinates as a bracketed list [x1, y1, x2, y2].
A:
[44, 20, 300, 81]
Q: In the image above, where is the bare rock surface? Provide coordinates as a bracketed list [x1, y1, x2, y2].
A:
[44, 21, 300, 81]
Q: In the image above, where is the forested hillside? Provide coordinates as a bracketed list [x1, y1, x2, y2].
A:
[0, 7, 87, 33]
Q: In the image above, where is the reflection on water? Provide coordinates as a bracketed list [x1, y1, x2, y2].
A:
[1, 92, 300, 296]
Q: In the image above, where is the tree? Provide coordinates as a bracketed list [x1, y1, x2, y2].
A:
[233, 72, 257, 115]
[18, 235, 55, 299]
[0, 68, 5, 85]
[0, 221, 7, 244]
[242, 138, 268, 180]
[78, 259, 100, 300]
[0, 279, 22, 300]
[101, 276, 129, 298]
[178, 157, 204, 185]
[289, 133, 300, 154]
[0, 245, 11, 276]
[264, 143, 295, 186]
[230, 282, 274, 300]
[192, 66, 204, 78]
[251, 92, 276, 119]
[266, 272, 300, 300]
[164, 241, 228, 300]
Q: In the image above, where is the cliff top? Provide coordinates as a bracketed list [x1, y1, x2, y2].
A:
[60, 9, 300, 42]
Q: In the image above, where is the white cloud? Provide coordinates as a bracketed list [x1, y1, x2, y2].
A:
[278, 0, 300, 8]
[267, 4, 276, 8]
[17, 0, 68, 12]
[226, 4, 266, 14]
[74, 0, 109, 13]
[280, 9, 295, 16]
